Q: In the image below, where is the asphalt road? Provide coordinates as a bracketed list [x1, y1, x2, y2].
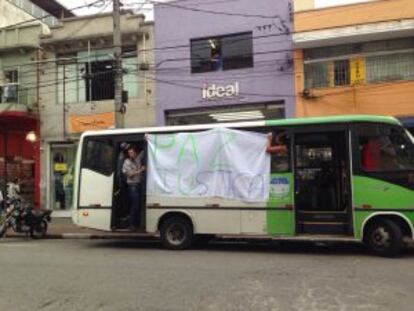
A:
[0, 238, 413, 311]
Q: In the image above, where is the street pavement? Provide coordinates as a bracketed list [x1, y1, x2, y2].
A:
[0, 239, 413, 311]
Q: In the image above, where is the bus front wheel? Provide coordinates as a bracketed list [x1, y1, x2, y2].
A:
[160, 216, 194, 250]
[364, 218, 403, 257]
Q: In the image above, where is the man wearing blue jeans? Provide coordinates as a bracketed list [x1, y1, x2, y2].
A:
[122, 145, 145, 230]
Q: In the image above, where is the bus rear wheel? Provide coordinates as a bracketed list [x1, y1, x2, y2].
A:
[364, 218, 403, 257]
[160, 216, 194, 250]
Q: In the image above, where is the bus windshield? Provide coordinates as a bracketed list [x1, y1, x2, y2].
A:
[405, 128, 414, 144]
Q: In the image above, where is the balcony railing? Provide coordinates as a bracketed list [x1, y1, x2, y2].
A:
[0, 83, 33, 112]
[0, 84, 19, 104]
[7, 0, 60, 27]
[304, 51, 414, 89]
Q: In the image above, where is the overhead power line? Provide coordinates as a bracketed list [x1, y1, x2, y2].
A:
[151, 0, 289, 21]
[1, 0, 111, 30]
[4, 67, 409, 117]
[10, 54, 296, 91]
[0, 29, 293, 72]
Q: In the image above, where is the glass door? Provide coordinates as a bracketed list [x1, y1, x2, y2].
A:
[50, 143, 77, 211]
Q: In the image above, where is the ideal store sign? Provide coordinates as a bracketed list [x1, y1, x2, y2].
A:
[202, 82, 240, 100]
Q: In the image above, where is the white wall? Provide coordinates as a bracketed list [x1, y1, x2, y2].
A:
[315, 0, 376, 8]
[0, 0, 37, 28]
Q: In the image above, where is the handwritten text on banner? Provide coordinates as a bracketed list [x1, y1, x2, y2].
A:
[147, 128, 270, 202]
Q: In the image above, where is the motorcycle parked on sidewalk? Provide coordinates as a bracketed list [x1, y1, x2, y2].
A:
[0, 198, 52, 239]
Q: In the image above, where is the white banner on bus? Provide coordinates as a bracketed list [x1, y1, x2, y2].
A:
[147, 128, 270, 202]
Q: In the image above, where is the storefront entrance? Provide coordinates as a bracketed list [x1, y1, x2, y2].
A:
[0, 112, 40, 207]
[50, 143, 77, 212]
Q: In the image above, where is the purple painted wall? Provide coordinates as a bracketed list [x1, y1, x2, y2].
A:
[154, 0, 295, 125]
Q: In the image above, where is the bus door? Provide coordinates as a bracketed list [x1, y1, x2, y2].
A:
[111, 135, 147, 230]
[293, 128, 353, 235]
[77, 137, 115, 231]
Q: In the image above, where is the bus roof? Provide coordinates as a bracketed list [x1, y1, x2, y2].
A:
[82, 115, 400, 137]
[266, 115, 400, 127]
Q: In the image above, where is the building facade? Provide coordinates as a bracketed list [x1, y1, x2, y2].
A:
[1, 3, 155, 215]
[154, 0, 295, 125]
[293, 0, 414, 117]
[0, 0, 71, 207]
[39, 12, 155, 216]
[0, 0, 70, 28]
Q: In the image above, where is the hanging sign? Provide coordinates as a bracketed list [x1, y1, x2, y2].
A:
[68, 112, 114, 133]
[350, 58, 366, 85]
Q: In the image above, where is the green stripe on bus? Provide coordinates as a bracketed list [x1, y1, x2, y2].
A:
[265, 115, 399, 127]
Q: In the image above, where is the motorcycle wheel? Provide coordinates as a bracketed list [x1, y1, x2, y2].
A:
[30, 220, 48, 239]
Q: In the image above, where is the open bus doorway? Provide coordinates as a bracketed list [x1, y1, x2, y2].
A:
[294, 130, 352, 235]
[112, 138, 147, 231]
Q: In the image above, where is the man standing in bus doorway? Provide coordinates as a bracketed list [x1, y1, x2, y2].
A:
[122, 145, 146, 230]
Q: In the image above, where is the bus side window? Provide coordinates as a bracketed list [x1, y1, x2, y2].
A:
[267, 130, 290, 173]
[82, 139, 114, 176]
[357, 125, 414, 172]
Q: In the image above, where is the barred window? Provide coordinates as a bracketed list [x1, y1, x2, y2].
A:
[305, 60, 351, 89]
[85, 61, 115, 101]
[57, 62, 79, 105]
[0, 70, 19, 104]
[366, 52, 414, 83]
[304, 62, 329, 88]
[56, 54, 138, 105]
[334, 60, 350, 86]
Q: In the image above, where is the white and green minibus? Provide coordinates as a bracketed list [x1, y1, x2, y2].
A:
[72, 115, 414, 256]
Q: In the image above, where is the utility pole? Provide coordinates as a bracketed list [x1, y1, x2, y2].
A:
[113, 0, 124, 128]
[63, 62, 66, 138]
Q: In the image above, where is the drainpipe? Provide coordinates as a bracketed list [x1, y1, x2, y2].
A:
[35, 48, 41, 208]
[143, 33, 147, 105]
[35, 48, 43, 115]
[88, 40, 92, 111]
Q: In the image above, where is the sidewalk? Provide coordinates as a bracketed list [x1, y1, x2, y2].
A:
[6, 218, 157, 240]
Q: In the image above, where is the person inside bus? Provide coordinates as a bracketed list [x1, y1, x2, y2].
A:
[122, 145, 146, 230]
[117, 143, 129, 189]
[115, 143, 130, 222]
[266, 131, 289, 172]
[315, 161, 336, 210]
[362, 135, 397, 171]
[266, 132, 288, 154]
